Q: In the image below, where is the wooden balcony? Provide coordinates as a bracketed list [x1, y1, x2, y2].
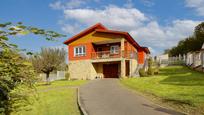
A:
[91, 50, 137, 60]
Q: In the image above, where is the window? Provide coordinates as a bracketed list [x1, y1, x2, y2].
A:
[110, 45, 119, 54]
[74, 46, 86, 57]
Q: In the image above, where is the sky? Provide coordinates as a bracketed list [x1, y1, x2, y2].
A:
[1, 0, 204, 55]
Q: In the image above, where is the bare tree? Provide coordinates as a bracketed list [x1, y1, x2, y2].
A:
[31, 48, 66, 84]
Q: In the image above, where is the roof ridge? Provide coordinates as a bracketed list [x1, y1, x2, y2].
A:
[63, 23, 107, 44]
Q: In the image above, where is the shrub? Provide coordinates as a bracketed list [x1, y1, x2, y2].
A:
[139, 68, 147, 77]
[65, 72, 70, 80]
[154, 67, 159, 75]
[147, 67, 154, 75]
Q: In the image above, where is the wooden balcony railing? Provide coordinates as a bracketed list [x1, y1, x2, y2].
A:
[91, 50, 137, 59]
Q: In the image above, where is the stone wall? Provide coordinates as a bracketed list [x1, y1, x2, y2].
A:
[69, 59, 139, 79]
[69, 60, 97, 80]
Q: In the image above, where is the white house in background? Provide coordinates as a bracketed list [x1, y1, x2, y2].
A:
[186, 52, 193, 66]
[186, 43, 204, 72]
[156, 54, 169, 67]
[193, 51, 202, 67]
[201, 43, 204, 68]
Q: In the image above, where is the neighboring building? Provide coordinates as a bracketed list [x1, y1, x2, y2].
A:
[64, 23, 150, 80]
[193, 51, 202, 67]
[186, 43, 204, 72]
[156, 54, 169, 67]
[201, 44, 204, 69]
[186, 52, 193, 66]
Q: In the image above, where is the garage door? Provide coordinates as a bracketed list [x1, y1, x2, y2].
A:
[103, 64, 118, 78]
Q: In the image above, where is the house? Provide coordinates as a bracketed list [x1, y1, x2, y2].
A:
[156, 54, 169, 67]
[186, 43, 204, 72]
[186, 52, 193, 66]
[64, 23, 150, 80]
[193, 51, 202, 67]
[201, 44, 204, 69]
[199, 43, 204, 71]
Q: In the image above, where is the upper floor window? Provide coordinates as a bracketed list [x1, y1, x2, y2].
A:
[74, 46, 86, 57]
[110, 45, 119, 54]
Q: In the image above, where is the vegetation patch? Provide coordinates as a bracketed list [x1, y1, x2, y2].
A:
[121, 66, 204, 114]
[11, 80, 87, 115]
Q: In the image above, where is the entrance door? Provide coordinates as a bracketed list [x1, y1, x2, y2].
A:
[103, 64, 118, 78]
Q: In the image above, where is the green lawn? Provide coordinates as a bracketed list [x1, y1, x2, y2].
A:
[12, 80, 87, 115]
[36, 80, 88, 90]
[121, 66, 204, 114]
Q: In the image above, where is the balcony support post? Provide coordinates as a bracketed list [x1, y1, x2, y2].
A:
[121, 59, 126, 78]
[121, 38, 125, 58]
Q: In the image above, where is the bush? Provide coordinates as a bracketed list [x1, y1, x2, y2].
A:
[147, 68, 154, 75]
[65, 72, 70, 80]
[154, 67, 159, 75]
[139, 68, 147, 77]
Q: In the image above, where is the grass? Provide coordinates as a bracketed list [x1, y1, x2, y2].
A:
[121, 66, 204, 114]
[36, 80, 88, 90]
[11, 80, 88, 115]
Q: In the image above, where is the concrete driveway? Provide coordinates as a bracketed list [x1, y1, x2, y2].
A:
[79, 79, 183, 115]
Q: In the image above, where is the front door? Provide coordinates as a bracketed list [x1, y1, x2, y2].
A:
[103, 64, 118, 78]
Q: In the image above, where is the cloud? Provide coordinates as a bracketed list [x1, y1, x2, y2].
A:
[131, 20, 200, 50]
[140, 0, 155, 7]
[185, 0, 204, 16]
[50, 2, 201, 55]
[64, 5, 148, 31]
[49, 0, 87, 10]
[124, 0, 134, 8]
[61, 23, 82, 34]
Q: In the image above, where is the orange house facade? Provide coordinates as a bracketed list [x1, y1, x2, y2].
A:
[64, 23, 150, 80]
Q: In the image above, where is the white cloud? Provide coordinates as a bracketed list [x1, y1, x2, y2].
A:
[124, 0, 134, 8]
[49, 1, 63, 10]
[185, 0, 204, 16]
[49, 0, 87, 10]
[61, 23, 82, 34]
[131, 20, 200, 51]
[141, 0, 155, 7]
[64, 5, 148, 31]
[50, 2, 202, 55]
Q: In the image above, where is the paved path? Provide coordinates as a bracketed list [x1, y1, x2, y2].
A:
[79, 79, 183, 115]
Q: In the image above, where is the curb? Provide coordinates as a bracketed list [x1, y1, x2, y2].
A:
[77, 88, 88, 115]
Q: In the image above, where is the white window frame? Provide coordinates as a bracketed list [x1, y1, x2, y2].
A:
[74, 46, 86, 57]
[110, 45, 119, 54]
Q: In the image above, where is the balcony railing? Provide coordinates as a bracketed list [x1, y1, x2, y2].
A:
[91, 50, 137, 59]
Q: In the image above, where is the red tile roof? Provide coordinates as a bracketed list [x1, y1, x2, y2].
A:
[63, 23, 150, 54]
[63, 23, 107, 44]
[142, 47, 150, 54]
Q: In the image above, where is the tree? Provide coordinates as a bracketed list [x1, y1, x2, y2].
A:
[163, 49, 170, 54]
[194, 22, 204, 50]
[166, 22, 204, 56]
[31, 48, 66, 84]
[0, 22, 65, 114]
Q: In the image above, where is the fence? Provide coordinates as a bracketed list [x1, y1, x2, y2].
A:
[39, 71, 66, 82]
[158, 56, 185, 67]
[168, 56, 185, 65]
